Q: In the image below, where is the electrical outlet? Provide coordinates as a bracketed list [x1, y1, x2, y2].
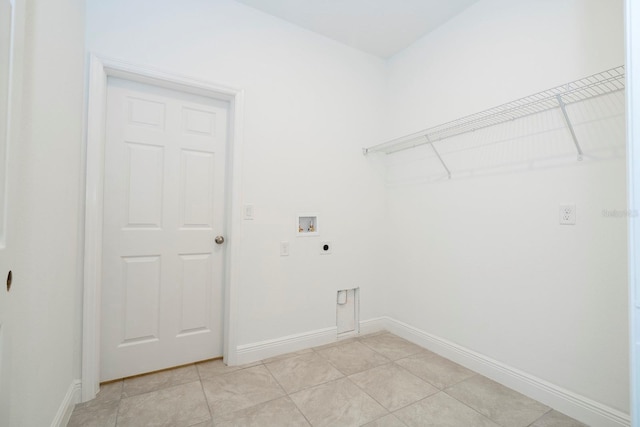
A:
[280, 241, 290, 256]
[243, 204, 254, 220]
[559, 204, 576, 225]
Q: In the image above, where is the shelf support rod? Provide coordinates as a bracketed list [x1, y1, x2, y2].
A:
[556, 95, 583, 161]
[426, 135, 451, 179]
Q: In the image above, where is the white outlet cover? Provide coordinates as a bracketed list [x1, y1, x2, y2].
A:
[280, 241, 290, 256]
[243, 204, 254, 220]
[559, 204, 576, 225]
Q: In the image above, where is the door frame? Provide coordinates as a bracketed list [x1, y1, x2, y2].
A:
[627, 0, 640, 425]
[81, 54, 244, 402]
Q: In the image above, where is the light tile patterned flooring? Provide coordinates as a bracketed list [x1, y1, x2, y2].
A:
[68, 332, 588, 427]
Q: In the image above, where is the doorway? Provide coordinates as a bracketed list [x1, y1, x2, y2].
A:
[100, 77, 228, 381]
[82, 56, 244, 401]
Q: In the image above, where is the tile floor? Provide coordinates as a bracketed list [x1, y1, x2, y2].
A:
[68, 332, 588, 427]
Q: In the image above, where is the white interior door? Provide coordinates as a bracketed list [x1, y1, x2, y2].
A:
[101, 77, 228, 381]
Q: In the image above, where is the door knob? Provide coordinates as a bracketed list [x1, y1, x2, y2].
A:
[215, 236, 225, 245]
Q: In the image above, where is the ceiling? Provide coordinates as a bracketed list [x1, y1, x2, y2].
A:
[235, 0, 479, 59]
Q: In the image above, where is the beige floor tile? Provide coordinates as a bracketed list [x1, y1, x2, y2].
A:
[395, 351, 476, 389]
[122, 364, 200, 397]
[317, 341, 390, 375]
[265, 351, 343, 393]
[201, 364, 285, 416]
[214, 396, 310, 426]
[68, 333, 567, 427]
[313, 337, 360, 351]
[196, 358, 261, 380]
[68, 400, 119, 427]
[362, 413, 407, 427]
[290, 377, 387, 427]
[530, 410, 588, 427]
[394, 392, 500, 427]
[117, 380, 210, 427]
[76, 380, 123, 409]
[445, 375, 550, 427]
[349, 363, 438, 411]
[360, 333, 424, 360]
[357, 331, 389, 339]
[262, 348, 314, 364]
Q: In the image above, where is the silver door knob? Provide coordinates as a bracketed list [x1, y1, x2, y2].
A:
[215, 235, 225, 245]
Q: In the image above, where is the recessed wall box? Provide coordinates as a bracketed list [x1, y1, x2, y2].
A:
[297, 214, 318, 236]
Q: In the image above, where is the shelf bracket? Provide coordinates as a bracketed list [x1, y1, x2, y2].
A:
[426, 135, 451, 179]
[556, 95, 583, 161]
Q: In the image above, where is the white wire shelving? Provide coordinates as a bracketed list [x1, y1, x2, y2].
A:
[363, 65, 625, 178]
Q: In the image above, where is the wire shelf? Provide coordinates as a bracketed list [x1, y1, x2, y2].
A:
[364, 65, 625, 156]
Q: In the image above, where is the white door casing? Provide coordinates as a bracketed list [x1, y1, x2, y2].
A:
[0, 0, 24, 424]
[0, 0, 14, 247]
[626, 0, 640, 425]
[0, 0, 12, 422]
[83, 56, 244, 400]
[101, 78, 227, 381]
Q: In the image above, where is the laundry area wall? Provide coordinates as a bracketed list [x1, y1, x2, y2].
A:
[85, 0, 629, 425]
[86, 0, 390, 352]
[382, 0, 628, 418]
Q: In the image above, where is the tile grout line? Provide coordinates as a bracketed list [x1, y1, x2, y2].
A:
[262, 361, 313, 426]
[440, 388, 510, 427]
[113, 379, 124, 427]
[247, 335, 430, 426]
[346, 361, 443, 420]
[268, 339, 397, 426]
[317, 335, 429, 423]
[524, 408, 554, 427]
[264, 351, 346, 395]
[313, 337, 399, 426]
[71, 333, 582, 427]
[441, 375, 555, 427]
[199, 360, 293, 425]
[341, 375, 396, 425]
[195, 370, 214, 426]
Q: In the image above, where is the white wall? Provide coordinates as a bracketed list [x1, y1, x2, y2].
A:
[384, 0, 628, 416]
[0, 0, 85, 425]
[85, 0, 389, 350]
[85, 0, 630, 422]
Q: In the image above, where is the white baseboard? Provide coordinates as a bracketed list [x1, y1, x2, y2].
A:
[380, 316, 630, 427]
[235, 318, 389, 366]
[51, 379, 81, 427]
[235, 317, 629, 426]
[359, 317, 388, 336]
[236, 326, 337, 365]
